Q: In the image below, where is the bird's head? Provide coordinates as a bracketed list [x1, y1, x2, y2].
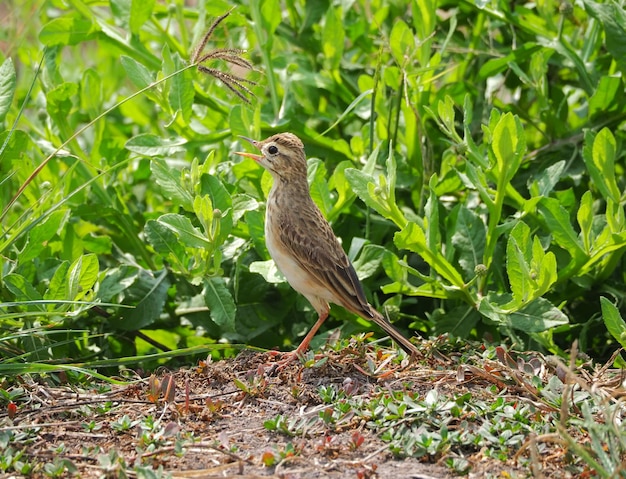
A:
[236, 133, 307, 181]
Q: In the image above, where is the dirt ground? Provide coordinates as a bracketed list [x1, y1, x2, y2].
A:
[1, 343, 621, 478]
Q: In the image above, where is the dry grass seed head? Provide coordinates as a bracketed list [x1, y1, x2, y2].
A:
[192, 8, 257, 104]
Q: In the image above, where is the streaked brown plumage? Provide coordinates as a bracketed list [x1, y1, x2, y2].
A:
[236, 133, 418, 358]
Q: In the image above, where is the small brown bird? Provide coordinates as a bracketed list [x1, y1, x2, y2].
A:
[236, 133, 419, 359]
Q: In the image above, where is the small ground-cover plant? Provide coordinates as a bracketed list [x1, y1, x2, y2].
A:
[259, 343, 626, 475]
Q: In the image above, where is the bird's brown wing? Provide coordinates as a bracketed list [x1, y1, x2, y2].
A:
[277, 203, 374, 318]
[278, 202, 419, 357]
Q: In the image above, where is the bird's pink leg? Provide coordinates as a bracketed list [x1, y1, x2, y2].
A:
[267, 307, 329, 372]
[293, 310, 329, 356]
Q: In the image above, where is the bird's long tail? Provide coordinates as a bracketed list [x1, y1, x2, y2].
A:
[370, 309, 420, 358]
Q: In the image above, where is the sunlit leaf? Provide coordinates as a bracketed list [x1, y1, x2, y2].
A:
[19, 210, 68, 262]
[126, 134, 187, 156]
[537, 198, 586, 266]
[451, 206, 486, 279]
[67, 254, 99, 302]
[39, 16, 97, 46]
[249, 260, 285, 284]
[150, 157, 194, 211]
[322, 7, 344, 70]
[121, 55, 155, 90]
[0, 58, 16, 123]
[601, 297, 626, 349]
[130, 0, 155, 34]
[156, 213, 212, 249]
[577, 191, 594, 253]
[491, 112, 525, 186]
[4, 274, 44, 305]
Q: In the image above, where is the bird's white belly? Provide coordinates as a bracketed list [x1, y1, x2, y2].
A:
[265, 217, 335, 303]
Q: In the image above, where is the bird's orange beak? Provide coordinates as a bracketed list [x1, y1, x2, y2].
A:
[235, 136, 263, 161]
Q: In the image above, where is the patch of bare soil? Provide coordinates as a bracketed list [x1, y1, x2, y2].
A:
[2, 349, 458, 478]
[2, 343, 624, 478]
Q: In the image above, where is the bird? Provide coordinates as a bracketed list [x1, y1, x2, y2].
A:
[235, 133, 419, 361]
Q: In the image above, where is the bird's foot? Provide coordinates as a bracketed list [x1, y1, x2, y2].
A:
[264, 350, 307, 376]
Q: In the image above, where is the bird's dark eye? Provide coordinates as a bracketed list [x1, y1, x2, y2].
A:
[268, 145, 278, 155]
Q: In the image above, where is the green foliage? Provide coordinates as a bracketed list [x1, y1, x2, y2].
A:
[2, 0, 626, 370]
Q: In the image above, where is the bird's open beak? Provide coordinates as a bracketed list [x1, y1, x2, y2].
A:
[235, 136, 263, 161]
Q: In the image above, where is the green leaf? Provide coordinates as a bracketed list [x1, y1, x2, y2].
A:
[98, 267, 137, 303]
[424, 175, 441, 252]
[0, 129, 30, 162]
[231, 194, 259, 224]
[156, 213, 212, 249]
[509, 298, 569, 332]
[328, 161, 356, 220]
[592, 128, 619, 202]
[199, 174, 232, 213]
[389, 19, 415, 66]
[322, 7, 345, 70]
[228, 105, 248, 139]
[433, 96, 462, 143]
[118, 269, 170, 330]
[198, 175, 233, 244]
[193, 194, 214, 236]
[462, 161, 492, 207]
[47, 82, 78, 122]
[4, 274, 44, 304]
[110, 0, 131, 25]
[451, 206, 486, 279]
[344, 169, 387, 218]
[45, 262, 70, 302]
[126, 134, 187, 156]
[39, 16, 96, 46]
[506, 223, 532, 306]
[394, 222, 465, 288]
[121, 55, 155, 90]
[491, 112, 525, 186]
[352, 244, 386, 281]
[260, 0, 281, 36]
[581, 129, 619, 203]
[412, 0, 436, 40]
[320, 89, 373, 137]
[479, 295, 568, 332]
[530, 160, 566, 197]
[531, 236, 557, 297]
[537, 197, 586, 264]
[67, 254, 99, 301]
[589, 76, 624, 118]
[0, 58, 16, 123]
[345, 147, 407, 228]
[145, 220, 186, 258]
[478, 43, 542, 80]
[166, 52, 193, 123]
[577, 191, 594, 253]
[83, 234, 113, 255]
[150, 158, 194, 211]
[583, 0, 626, 76]
[249, 260, 285, 284]
[19, 209, 68, 262]
[203, 277, 236, 332]
[245, 210, 269, 258]
[600, 297, 626, 349]
[130, 0, 155, 34]
[80, 68, 103, 118]
[432, 305, 480, 337]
